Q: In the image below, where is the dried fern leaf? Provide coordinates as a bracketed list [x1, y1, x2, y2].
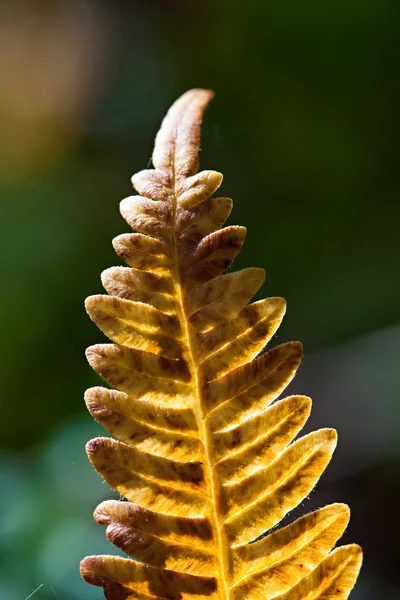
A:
[81, 89, 362, 599]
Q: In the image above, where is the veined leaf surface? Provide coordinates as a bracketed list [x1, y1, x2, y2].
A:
[81, 89, 362, 600]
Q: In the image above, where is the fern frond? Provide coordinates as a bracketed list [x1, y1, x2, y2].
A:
[81, 89, 362, 600]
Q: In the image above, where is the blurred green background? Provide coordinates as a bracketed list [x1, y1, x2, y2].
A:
[0, 1, 399, 599]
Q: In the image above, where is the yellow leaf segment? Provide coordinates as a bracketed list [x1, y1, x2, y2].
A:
[81, 89, 362, 600]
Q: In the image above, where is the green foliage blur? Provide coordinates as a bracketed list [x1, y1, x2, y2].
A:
[0, 1, 399, 599]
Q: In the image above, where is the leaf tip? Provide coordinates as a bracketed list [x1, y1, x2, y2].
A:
[80, 555, 107, 586]
[86, 436, 104, 459]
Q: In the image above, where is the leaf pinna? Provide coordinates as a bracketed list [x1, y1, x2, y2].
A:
[81, 89, 362, 600]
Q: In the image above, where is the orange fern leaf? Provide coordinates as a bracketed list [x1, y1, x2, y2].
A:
[81, 89, 362, 600]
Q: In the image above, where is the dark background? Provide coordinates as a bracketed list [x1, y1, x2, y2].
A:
[0, 1, 399, 599]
